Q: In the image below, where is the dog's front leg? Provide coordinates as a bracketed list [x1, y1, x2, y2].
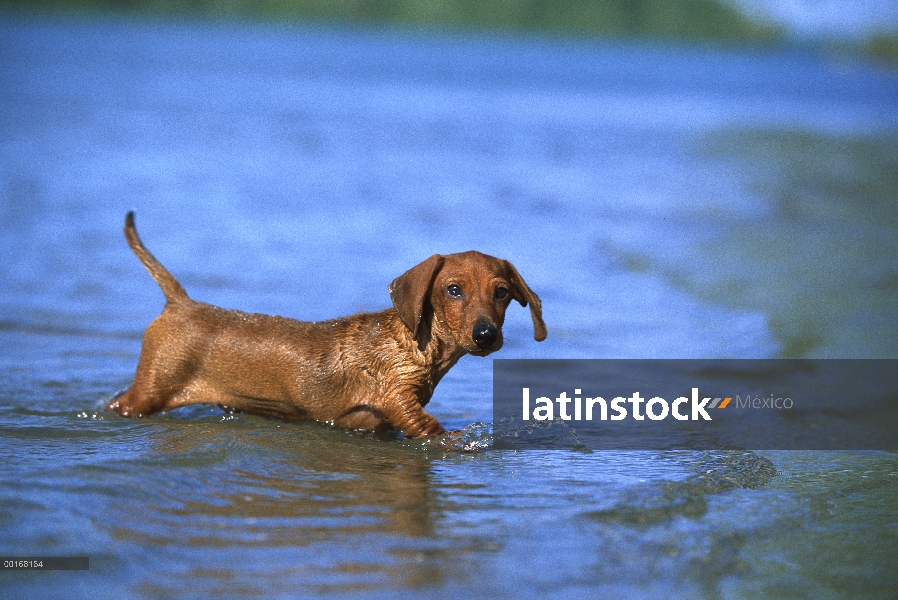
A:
[378, 393, 446, 439]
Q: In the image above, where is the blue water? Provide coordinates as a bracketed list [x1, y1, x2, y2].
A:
[1, 16, 897, 598]
[733, 0, 898, 39]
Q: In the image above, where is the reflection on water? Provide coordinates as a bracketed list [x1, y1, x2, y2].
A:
[1, 16, 897, 599]
[104, 422, 447, 594]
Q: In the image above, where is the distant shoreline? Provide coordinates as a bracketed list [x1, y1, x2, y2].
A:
[0, 0, 781, 43]
[2, 1, 895, 66]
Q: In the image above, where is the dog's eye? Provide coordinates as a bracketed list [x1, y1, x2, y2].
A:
[495, 287, 508, 299]
[447, 284, 462, 298]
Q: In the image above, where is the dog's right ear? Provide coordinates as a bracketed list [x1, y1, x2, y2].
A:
[389, 254, 444, 340]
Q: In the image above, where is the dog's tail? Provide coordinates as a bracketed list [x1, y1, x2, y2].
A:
[124, 212, 189, 304]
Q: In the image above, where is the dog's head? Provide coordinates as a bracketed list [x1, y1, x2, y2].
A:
[389, 251, 546, 355]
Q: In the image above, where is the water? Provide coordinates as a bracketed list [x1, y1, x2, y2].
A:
[732, 0, 898, 39]
[1, 16, 897, 598]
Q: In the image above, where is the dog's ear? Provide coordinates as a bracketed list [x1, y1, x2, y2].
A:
[503, 260, 547, 342]
[389, 254, 445, 339]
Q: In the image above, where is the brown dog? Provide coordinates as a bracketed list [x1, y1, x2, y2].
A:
[107, 212, 546, 438]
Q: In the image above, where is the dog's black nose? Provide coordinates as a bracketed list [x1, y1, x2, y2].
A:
[472, 322, 498, 349]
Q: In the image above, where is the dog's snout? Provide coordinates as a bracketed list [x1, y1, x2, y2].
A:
[472, 322, 498, 349]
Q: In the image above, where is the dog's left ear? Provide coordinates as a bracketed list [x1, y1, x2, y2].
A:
[389, 254, 445, 340]
[503, 260, 547, 342]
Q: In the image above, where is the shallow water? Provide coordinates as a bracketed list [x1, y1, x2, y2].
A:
[1, 16, 897, 598]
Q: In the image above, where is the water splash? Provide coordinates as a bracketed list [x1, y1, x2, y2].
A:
[493, 415, 590, 451]
[408, 418, 593, 452]
[414, 422, 495, 452]
[76, 411, 105, 420]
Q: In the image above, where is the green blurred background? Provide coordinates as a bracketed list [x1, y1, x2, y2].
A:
[5, 0, 897, 63]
